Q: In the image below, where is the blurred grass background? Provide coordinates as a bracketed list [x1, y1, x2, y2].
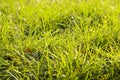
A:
[0, 0, 120, 80]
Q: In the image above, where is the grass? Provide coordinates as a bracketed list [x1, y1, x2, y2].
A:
[0, 0, 120, 80]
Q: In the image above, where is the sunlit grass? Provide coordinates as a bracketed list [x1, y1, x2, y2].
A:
[0, 0, 120, 80]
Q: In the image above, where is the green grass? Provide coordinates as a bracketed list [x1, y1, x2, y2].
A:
[0, 0, 120, 80]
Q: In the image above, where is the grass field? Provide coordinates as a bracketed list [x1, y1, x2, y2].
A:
[0, 0, 120, 80]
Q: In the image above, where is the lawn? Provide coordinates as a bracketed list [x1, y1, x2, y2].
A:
[0, 0, 120, 80]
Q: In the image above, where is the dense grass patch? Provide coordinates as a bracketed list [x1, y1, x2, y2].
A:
[0, 0, 120, 80]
